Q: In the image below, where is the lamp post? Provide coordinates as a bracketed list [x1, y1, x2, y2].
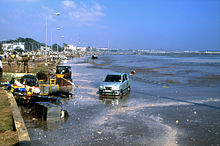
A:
[60, 36, 64, 55]
[45, 16, 48, 66]
[56, 27, 60, 53]
[45, 12, 60, 66]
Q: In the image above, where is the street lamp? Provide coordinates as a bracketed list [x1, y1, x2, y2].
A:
[56, 27, 61, 53]
[55, 12, 60, 15]
[45, 12, 60, 66]
[60, 36, 64, 55]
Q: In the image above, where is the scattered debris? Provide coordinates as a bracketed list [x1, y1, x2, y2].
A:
[97, 131, 102, 135]
[92, 55, 98, 59]
[130, 70, 136, 75]
[176, 120, 179, 124]
[162, 85, 169, 88]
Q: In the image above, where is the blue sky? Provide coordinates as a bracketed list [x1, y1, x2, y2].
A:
[0, 0, 220, 51]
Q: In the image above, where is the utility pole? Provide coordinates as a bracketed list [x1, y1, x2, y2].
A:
[45, 16, 48, 66]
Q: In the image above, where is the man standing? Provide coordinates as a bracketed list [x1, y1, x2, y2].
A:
[0, 56, 3, 80]
[7, 55, 12, 72]
[23, 56, 29, 73]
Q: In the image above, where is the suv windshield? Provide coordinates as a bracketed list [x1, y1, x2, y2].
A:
[56, 66, 71, 74]
[104, 75, 121, 82]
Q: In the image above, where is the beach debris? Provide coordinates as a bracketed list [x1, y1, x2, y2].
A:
[208, 97, 214, 101]
[194, 111, 197, 115]
[176, 120, 179, 124]
[162, 85, 169, 88]
[130, 70, 136, 75]
[186, 119, 189, 122]
[97, 131, 102, 135]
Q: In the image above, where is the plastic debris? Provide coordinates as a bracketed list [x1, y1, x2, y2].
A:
[194, 111, 197, 115]
[176, 120, 179, 124]
[163, 86, 169, 88]
[97, 131, 102, 134]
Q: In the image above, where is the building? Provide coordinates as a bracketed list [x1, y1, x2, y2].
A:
[76, 47, 86, 52]
[98, 47, 108, 51]
[2, 43, 13, 52]
[40, 46, 51, 52]
[64, 44, 87, 54]
[13, 42, 25, 50]
[64, 44, 77, 54]
[2, 42, 25, 52]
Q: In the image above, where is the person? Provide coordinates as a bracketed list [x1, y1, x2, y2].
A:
[22, 56, 29, 73]
[8, 55, 12, 72]
[32, 55, 35, 62]
[16, 56, 23, 72]
[0, 56, 3, 79]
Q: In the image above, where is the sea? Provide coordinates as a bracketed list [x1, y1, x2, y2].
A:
[25, 52, 220, 146]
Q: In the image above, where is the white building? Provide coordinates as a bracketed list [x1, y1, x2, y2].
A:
[64, 44, 77, 53]
[77, 47, 86, 52]
[64, 44, 87, 54]
[98, 47, 108, 51]
[13, 42, 25, 50]
[2, 43, 13, 52]
[2, 42, 25, 52]
[40, 46, 51, 52]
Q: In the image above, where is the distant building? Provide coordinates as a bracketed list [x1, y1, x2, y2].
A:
[13, 42, 25, 50]
[64, 44, 77, 54]
[77, 47, 86, 52]
[98, 48, 108, 51]
[64, 44, 87, 54]
[2, 43, 13, 52]
[40, 46, 51, 52]
[2, 42, 25, 52]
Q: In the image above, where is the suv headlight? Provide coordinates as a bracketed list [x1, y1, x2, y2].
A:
[99, 86, 104, 89]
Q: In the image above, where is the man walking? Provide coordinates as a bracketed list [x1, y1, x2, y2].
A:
[0, 56, 3, 80]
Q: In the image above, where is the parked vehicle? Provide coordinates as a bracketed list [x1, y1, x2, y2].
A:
[92, 55, 98, 59]
[7, 75, 40, 103]
[99, 73, 130, 96]
[56, 66, 72, 80]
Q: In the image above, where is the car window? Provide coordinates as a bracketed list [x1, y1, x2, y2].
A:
[104, 75, 121, 82]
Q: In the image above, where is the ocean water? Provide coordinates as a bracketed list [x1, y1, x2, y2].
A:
[27, 53, 220, 146]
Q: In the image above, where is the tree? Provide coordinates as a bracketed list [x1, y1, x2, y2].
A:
[52, 44, 63, 52]
[14, 48, 24, 53]
[63, 43, 67, 47]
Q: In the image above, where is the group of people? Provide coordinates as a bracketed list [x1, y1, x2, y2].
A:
[1, 53, 32, 73]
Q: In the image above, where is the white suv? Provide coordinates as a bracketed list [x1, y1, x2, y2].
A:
[99, 73, 130, 95]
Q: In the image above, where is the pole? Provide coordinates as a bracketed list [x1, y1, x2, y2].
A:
[45, 16, 48, 65]
[51, 32, 52, 54]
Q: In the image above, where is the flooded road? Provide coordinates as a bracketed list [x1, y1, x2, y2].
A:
[25, 54, 220, 145]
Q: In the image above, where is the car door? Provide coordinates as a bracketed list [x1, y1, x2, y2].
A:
[125, 74, 129, 88]
[122, 74, 128, 91]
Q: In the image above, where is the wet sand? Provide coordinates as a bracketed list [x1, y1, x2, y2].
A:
[23, 54, 220, 145]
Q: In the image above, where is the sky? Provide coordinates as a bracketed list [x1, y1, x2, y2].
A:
[0, 0, 220, 51]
